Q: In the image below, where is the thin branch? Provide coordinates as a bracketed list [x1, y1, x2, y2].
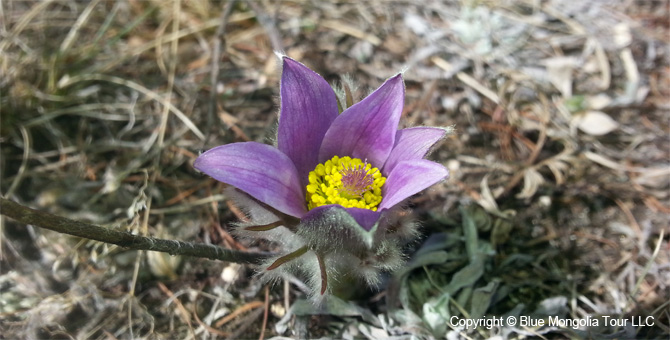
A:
[0, 197, 269, 264]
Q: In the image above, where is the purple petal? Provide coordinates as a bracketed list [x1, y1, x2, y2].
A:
[319, 74, 404, 168]
[342, 206, 382, 232]
[379, 160, 449, 210]
[278, 57, 339, 186]
[382, 127, 447, 176]
[194, 142, 307, 218]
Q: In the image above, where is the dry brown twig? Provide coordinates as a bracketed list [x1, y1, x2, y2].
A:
[0, 197, 270, 265]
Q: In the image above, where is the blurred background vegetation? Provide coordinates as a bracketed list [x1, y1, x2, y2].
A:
[1, 0, 668, 339]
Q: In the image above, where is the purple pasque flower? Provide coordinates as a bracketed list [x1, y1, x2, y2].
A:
[194, 56, 449, 297]
[195, 57, 448, 227]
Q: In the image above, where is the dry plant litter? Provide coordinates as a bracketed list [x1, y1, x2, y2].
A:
[0, 0, 668, 339]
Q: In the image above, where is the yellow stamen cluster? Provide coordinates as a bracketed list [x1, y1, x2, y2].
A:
[306, 156, 386, 211]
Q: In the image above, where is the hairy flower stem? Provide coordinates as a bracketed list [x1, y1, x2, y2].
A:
[0, 197, 270, 264]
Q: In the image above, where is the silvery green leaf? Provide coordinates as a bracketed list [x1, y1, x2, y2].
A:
[455, 286, 473, 312]
[282, 296, 381, 328]
[470, 280, 499, 320]
[500, 304, 526, 339]
[357, 323, 392, 340]
[499, 253, 535, 267]
[504, 303, 525, 320]
[388, 231, 460, 310]
[471, 205, 492, 232]
[422, 291, 451, 336]
[399, 251, 449, 278]
[445, 257, 484, 295]
[490, 217, 514, 248]
[460, 204, 480, 261]
[531, 296, 568, 318]
[388, 308, 423, 327]
[413, 232, 449, 256]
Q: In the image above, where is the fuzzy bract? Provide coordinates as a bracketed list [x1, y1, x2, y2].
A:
[194, 56, 451, 300]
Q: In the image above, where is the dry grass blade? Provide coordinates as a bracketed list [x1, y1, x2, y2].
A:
[632, 229, 665, 299]
[157, 282, 195, 338]
[59, 0, 101, 53]
[432, 56, 500, 104]
[321, 19, 382, 46]
[214, 301, 264, 328]
[0, 0, 55, 53]
[5, 126, 30, 197]
[57, 74, 205, 140]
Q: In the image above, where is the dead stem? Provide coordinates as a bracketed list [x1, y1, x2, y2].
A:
[0, 197, 270, 265]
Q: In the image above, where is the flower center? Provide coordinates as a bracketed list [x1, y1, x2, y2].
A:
[306, 156, 386, 211]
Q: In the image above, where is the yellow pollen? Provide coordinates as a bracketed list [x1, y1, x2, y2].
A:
[306, 156, 385, 211]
